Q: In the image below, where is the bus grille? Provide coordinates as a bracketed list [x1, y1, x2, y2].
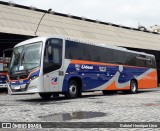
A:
[9, 74, 28, 80]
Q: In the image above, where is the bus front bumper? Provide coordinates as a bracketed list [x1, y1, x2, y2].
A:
[0, 84, 7, 89]
[7, 82, 40, 95]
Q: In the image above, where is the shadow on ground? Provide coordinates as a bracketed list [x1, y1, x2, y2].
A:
[15, 88, 160, 104]
[0, 88, 8, 94]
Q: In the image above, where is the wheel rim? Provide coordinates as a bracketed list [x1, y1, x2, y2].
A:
[131, 82, 136, 92]
[69, 84, 77, 96]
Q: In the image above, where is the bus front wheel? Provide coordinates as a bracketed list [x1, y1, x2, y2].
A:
[65, 80, 78, 99]
[39, 93, 52, 99]
[130, 80, 138, 94]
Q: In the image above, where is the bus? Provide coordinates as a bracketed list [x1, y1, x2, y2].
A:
[0, 49, 12, 89]
[7, 36, 157, 99]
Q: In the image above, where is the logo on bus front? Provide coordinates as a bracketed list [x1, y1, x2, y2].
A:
[51, 77, 58, 85]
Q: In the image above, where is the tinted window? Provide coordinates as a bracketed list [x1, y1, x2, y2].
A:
[65, 40, 156, 68]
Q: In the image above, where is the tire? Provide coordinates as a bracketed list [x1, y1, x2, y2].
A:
[130, 80, 138, 94]
[65, 80, 78, 99]
[39, 93, 52, 99]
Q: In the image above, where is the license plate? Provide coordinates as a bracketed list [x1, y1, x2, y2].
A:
[12, 86, 21, 90]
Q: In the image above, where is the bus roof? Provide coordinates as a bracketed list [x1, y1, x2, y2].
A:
[15, 35, 154, 57]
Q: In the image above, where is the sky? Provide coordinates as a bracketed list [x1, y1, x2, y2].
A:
[1, 0, 160, 28]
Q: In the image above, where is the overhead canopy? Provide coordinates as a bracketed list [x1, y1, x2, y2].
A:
[0, 1, 160, 50]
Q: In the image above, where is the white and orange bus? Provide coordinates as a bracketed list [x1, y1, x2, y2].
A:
[7, 36, 157, 99]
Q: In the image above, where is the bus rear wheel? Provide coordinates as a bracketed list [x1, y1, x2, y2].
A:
[130, 80, 138, 94]
[39, 93, 52, 99]
[65, 80, 78, 99]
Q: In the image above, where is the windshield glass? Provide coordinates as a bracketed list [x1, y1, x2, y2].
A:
[9, 42, 42, 74]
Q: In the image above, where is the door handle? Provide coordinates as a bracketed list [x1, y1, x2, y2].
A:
[59, 71, 64, 76]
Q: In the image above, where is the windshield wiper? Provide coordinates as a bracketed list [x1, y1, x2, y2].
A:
[9, 51, 21, 75]
[21, 52, 25, 64]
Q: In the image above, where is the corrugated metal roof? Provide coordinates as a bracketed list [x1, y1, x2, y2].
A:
[0, 1, 160, 50]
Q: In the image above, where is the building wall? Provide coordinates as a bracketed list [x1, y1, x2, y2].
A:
[0, 2, 160, 51]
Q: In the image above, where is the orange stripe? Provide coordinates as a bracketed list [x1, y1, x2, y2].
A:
[71, 60, 150, 69]
[103, 81, 130, 90]
[103, 70, 158, 90]
[8, 68, 40, 82]
[71, 60, 118, 66]
[138, 70, 157, 89]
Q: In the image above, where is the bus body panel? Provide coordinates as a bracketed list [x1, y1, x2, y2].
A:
[138, 69, 157, 89]
[43, 71, 60, 92]
[62, 60, 157, 92]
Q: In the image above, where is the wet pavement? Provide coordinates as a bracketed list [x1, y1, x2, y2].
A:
[39, 111, 106, 122]
[0, 88, 160, 130]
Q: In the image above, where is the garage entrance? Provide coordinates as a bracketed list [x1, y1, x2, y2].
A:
[0, 33, 33, 57]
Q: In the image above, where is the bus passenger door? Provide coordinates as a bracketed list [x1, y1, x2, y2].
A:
[43, 72, 59, 92]
[43, 38, 63, 92]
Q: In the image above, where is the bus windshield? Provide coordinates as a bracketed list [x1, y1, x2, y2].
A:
[9, 42, 42, 74]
